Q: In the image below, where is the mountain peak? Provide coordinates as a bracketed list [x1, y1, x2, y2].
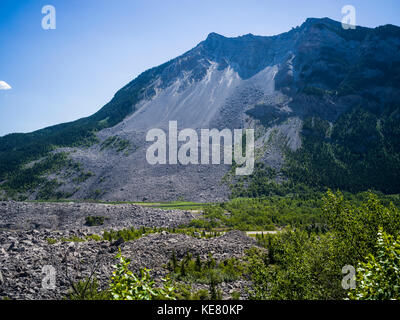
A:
[303, 17, 341, 27]
[205, 32, 225, 41]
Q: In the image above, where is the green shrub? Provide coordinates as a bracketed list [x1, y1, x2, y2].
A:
[85, 234, 103, 241]
[67, 277, 110, 300]
[348, 228, 400, 300]
[173, 283, 210, 300]
[109, 249, 176, 300]
[230, 291, 241, 300]
[46, 238, 57, 245]
[60, 236, 85, 242]
[85, 215, 105, 226]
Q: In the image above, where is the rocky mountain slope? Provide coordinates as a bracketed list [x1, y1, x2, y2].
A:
[1, 17, 399, 201]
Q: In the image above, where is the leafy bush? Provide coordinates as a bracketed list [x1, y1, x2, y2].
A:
[348, 229, 400, 300]
[109, 250, 176, 300]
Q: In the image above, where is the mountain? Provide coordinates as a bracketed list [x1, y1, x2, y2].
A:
[1, 17, 400, 202]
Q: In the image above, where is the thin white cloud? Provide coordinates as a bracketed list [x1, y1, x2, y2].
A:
[0, 81, 12, 90]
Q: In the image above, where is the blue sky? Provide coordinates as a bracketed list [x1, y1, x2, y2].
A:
[0, 0, 399, 137]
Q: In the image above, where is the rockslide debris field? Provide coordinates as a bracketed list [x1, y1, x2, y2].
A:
[0, 201, 260, 300]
